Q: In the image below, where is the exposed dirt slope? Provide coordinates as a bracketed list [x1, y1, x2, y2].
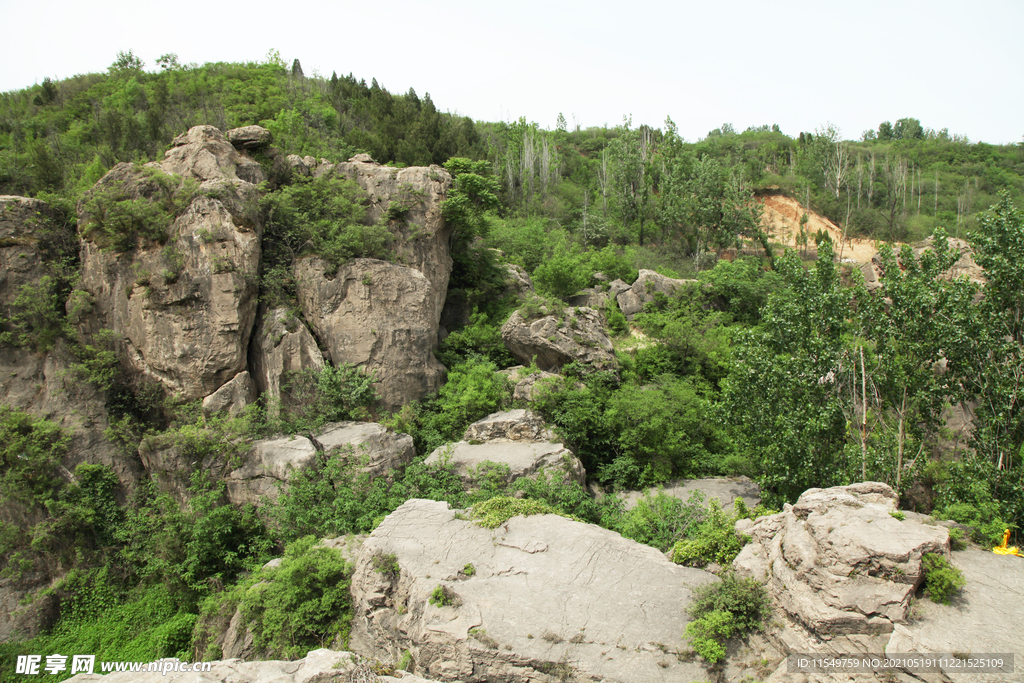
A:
[758, 193, 887, 263]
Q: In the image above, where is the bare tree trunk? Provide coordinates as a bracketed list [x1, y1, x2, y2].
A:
[860, 346, 868, 481]
[896, 386, 907, 491]
[598, 150, 609, 219]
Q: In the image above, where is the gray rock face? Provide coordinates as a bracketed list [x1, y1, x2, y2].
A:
[499, 365, 561, 403]
[734, 482, 949, 637]
[620, 476, 761, 513]
[291, 157, 454, 411]
[295, 257, 447, 411]
[312, 421, 415, 478]
[350, 499, 717, 683]
[462, 409, 556, 443]
[249, 307, 326, 417]
[65, 649, 442, 683]
[225, 125, 273, 151]
[425, 410, 585, 487]
[202, 371, 256, 418]
[503, 263, 533, 296]
[225, 436, 318, 506]
[501, 307, 616, 372]
[616, 270, 695, 319]
[74, 126, 263, 400]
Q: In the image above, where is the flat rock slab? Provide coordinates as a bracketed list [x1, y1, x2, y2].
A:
[226, 436, 317, 505]
[620, 476, 761, 512]
[350, 499, 717, 682]
[887, 547, 1024, 680]
[312, 421, 415, 477]
[425, 440, 585, 487]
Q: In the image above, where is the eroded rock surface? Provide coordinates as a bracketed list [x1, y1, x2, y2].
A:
[621, 476, 761, 513]
[424, 410, 584, 487]
[616, 270, 695, 319]
[499, 365, 561, 403]
[225, 436, 318, 506]
[202, 370, 256, 418]
[312, 421, 415, 478]
[734, 482, 949, 637]
[74, 125, 263, 400]
[350, 499, 717, 682]
[249, 307, 326, 416]
[295, 257, 446, 411]
[501, 307, 616, 372]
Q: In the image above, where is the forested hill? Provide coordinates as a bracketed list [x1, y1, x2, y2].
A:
[3, 52, 1022, 252]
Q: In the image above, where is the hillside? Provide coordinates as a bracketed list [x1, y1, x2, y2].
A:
[0, 60, 1023, 683]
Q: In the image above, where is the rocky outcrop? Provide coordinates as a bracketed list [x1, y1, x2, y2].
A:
[501, 307, 616, 373]
[620, 476, 761, 513]
[295, 258, 447, 411]
[201, 371, 256, 418]
[734, 482, 949, 637]
[424, 410, 585, 487]
[863, 236, 986, 293]
[66, 648, 442, 683]
[225, 125, 273, 151]
[616, 270, 695, 319]
[225, 436, 318, 506]
[499, 365, 561, 403]
[293, 156, 454, 410]
[74, 125, 263, 401]
[249, 307, 326, 416]
[312, 421, 415, 478]
[350, 498, 717, 683]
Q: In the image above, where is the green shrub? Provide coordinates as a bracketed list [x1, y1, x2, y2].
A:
[470, 496, 582, 529]
[429, 584, 458, 607]
[613, 490, 704, 553]
[238, 537, 354, 658]
[684, 573, 770, 663]
[260, 174, 389, 268]
[921, 553, 966, 605]
[671, 499, 744, 568]
[80, 167, 197, 251]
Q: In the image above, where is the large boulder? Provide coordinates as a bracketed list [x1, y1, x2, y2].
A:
[225, 436, 318, 506]
[66, 648, 443, 683]
[499, 365, 562, 403]
[501, 307, 616, 373]
[74, 126, 263, 401]
[312, 421, 415, 478]
[294, 257, 446, 411]
[350, 499, 717, 682]
[201, 370, 256, 418]
[225, 124, 273, 151]
[293, 156, 454, 411]
[424, 410, 585, 487]
[616, 270, 695, 319]
[734, 482, 950, 637]
[248, 306, 326, 417]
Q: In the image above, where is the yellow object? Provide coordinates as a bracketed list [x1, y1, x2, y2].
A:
[993, 528, 1023, 557]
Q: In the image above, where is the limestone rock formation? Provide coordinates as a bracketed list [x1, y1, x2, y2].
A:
[350, 498, 717, 683]
[66, 648, 443, 683]
[74, 125, 263, 401]
[201, 371, 256, 418]
[499, 365, 561, 403]
[311, 421, 415, 478]
[0, 198, 133, 484]
[501, 307, 616, 372]
[620, 476, 761, 513]
[734, 482, 949, 637]
[616, 269, 695, 319]
[424, 410, 585, 487]
[295, 258, 446, 411]
[225, 436, 318, 506]
[225, 125, 273, 151]
[292, 156, 454, 410]
[249, 307, 326, 416]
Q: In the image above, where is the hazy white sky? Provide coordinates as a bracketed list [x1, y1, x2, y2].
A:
[2, 0, 1021, 144]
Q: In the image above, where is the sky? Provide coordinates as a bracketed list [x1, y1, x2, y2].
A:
[1, 0, 1021, 145]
